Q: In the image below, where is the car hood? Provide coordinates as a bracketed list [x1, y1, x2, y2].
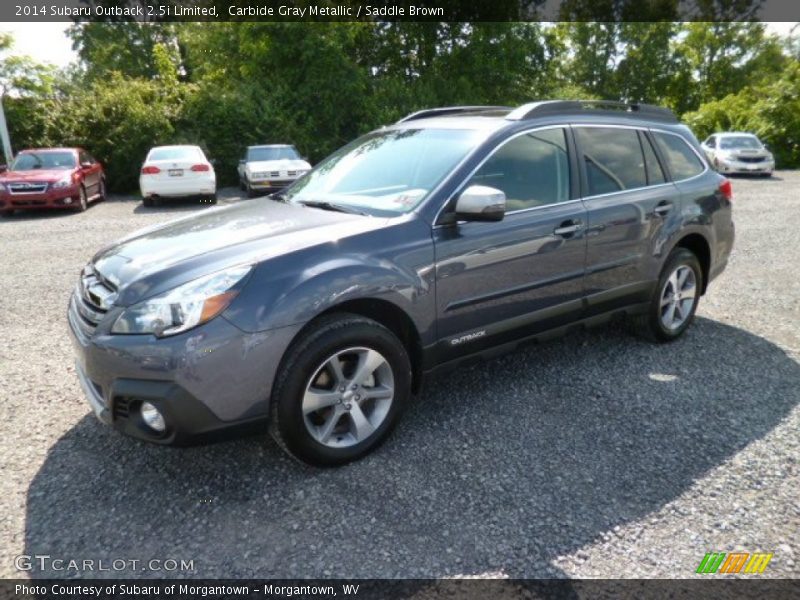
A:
[245, 159, 310, 172]
[0, 168, 74, 182]
[92, 199, 387, 306]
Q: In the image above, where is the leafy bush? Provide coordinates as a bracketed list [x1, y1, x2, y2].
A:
[684, 62, 800, 167]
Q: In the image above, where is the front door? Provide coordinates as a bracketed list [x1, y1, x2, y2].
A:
[433, 126, 588, 359]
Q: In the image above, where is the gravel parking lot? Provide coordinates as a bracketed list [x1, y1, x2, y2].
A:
[1, 175, 798, 580]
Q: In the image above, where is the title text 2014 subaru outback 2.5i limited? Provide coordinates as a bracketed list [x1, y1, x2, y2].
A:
[69, 101, 734, 466]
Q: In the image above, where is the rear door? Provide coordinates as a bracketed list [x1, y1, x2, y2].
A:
[433, 126, 588, 357]
[574, 125, 678, 315]
[78, 150, 102, 195]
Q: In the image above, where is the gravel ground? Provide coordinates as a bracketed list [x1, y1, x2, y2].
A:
[0, 176, 798, 580]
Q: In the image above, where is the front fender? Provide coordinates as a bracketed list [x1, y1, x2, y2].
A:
[223, 221, 436, 338]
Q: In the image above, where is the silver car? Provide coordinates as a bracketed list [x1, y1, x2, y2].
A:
[700, 132, 774, 177]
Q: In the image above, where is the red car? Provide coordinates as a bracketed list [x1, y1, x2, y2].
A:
[0, 148, 105, 216]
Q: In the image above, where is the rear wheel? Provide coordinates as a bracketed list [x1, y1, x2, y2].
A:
[270, 313, 412, 466]
[142, 196, 155, 207]
[633, 248, 702, 342]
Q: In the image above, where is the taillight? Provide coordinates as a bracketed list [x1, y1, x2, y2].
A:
[719, 178, 733, 201]
[190, 164, 210, 172]
[141, 166, 160, 175]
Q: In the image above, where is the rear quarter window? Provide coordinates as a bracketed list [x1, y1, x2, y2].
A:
[652, 132, 706, 181]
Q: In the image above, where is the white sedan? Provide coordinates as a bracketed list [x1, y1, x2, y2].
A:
[140, 145, 217, 206]
[237, 144, 311, 197]
[700, 133, 774, 177]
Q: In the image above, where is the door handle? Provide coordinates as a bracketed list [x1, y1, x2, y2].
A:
[653, 202, 672, 216]
[553, 220, 583, 236]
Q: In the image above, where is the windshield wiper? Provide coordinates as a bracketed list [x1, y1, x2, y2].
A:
[298, 200, 368, 216]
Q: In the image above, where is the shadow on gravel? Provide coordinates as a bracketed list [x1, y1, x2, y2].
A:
[24, 317, 799, 579]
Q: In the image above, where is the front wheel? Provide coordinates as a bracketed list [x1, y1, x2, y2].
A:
[270, 313, 412, 466]
[633, 248, 703, 342]
[75, 186, 88, 212]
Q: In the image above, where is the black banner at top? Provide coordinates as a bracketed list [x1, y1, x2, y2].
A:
[3, 0, 800, 22]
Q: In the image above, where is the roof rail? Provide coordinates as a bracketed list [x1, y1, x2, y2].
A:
[506, 100, 677, 122]
[396, 106, 512, 124]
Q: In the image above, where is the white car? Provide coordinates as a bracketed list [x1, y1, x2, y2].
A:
[139, 145, 217, 206]
[237, 144, 311, 197]
[700, 132, 774, 177]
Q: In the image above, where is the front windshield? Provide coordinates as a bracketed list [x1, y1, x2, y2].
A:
[284, 128, 485, 216]
[720, 136, 762, 150]
[248, 146, 300, 161]
[12, 151, 76, 170]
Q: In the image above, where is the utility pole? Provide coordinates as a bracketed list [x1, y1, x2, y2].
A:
[0, 95, 12, 166]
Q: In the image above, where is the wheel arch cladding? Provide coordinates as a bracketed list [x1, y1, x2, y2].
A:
[674, 233, 711, 294]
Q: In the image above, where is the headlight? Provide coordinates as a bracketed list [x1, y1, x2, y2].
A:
[112, 265, 252, 336]
[51, 174, 74, 189]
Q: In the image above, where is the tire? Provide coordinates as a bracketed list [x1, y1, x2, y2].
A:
[75, 186, 88, 212]
[0, 209, 13, 218]
[632, 248, 703, 343]
[142, 196, 154, 208]
[246, 180, 257, 198]
[208, 193, 218, 205]
[239, 178, 246, 191]
[98, 178, 107, 201]
[270, 313, 412, 466]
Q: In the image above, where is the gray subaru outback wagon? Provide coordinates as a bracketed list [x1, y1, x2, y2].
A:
[69, 101, 734, 465]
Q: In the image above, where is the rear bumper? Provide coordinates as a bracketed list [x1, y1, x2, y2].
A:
[0, 185, 81, 210]
[140, 176, 216, 198]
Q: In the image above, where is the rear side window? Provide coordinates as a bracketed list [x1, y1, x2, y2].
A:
[652, 133, 705, 180]
[641, 133, 666, 185]
[468, 127, 570, 212]
[575, 127, 647, 196]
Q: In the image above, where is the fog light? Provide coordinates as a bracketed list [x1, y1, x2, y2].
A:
[63, 198, 73, 205]
[140, 402, 166, 432]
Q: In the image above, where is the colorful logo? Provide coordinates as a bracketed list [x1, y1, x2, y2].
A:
[696, 552, 773, 574]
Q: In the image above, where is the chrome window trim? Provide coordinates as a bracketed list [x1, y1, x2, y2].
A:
[432, 124, 572, 228]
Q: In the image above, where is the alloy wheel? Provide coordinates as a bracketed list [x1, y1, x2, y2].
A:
[302, 347, 394, 448]
[659, 265, 697, 330]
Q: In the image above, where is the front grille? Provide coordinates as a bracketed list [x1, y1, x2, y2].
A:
[269, 171, 280, 177]
[738, 156, 767, 163]
[11, 199, 47, 206]
[9, 183, 47, 194]
[75, 266, 118, 329]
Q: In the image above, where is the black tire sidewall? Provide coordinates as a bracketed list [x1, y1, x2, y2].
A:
[650, 248, 703, 341]
[273, 316, 412, 466]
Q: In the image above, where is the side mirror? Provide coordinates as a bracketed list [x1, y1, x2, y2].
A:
[0, 164, 7, 174]
[454, 185, 505, 222]
[238, 159, 246, 165]
[80, 161, 93, 169]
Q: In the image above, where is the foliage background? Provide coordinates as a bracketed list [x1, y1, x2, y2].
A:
[1, 15, 798, 192]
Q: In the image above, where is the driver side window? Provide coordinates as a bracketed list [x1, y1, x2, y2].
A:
[467, 128, 570, 213]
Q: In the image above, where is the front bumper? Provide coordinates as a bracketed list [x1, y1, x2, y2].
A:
[247, 177, 297, 190]
[715, 159, 774, 174]
[0, 184, 80, 211]
[68, 291, 301, 444]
